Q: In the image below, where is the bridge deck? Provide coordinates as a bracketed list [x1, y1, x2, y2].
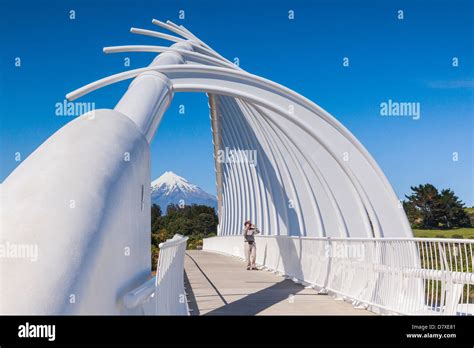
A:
[184, 250, 374, 315]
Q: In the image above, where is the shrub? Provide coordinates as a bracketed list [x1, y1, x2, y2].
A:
[151, 245, 160, 271]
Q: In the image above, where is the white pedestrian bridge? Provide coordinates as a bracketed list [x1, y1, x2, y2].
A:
[0, 19, 472, 316]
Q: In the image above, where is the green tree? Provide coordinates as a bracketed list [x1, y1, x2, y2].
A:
[403, 200, 423, 228]
[151, 203, 218, 253]
[200, 213, 217, 233]
[404, 184, 471, 229]
[157, 228, 171, 243]
[151, 204, 163, 233]
[437, 189, 471, 228]
[404, 184, 442, 228]
[151, 232, 160, 246]
[167, 216, 195, 236]
[151, 204, 162, 222]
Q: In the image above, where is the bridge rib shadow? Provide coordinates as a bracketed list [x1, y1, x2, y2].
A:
[186, 252, 228, 306]
[183, 270, 200, 316]
[185, 250, 310, 315]
[203, 278, 304, 315]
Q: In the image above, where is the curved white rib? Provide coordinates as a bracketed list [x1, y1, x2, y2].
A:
[103, 45, 236, 68]
[220, 99, 247, 232]
[226, 99, 265, 233]
[130, 27, 186, 43]
[244, 100, 300, 235]
[130, 27, 224, 60]
[151, 19, 197, 43]
[227, 99, 279, 235]
[222, 98, 254, 229]
[249, 102, 325, 236]
[172, 22, 234, 65]
[165, 21, 208, 46]
[172, 83, 375, 236]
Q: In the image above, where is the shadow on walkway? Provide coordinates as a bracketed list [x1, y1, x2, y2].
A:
[185, 251, 373, 315]
[204, 277, 304, 316]
[184, 270, 200, 316]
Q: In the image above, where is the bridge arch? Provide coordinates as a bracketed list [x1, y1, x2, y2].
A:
[1, 19, 420, 315]
[67, 62, 411, 239]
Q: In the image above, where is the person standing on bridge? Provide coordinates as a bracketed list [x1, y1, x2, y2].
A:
[243, 220, 260, 270]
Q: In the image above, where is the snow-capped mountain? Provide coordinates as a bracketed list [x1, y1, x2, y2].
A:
[151, 171, 217, 212]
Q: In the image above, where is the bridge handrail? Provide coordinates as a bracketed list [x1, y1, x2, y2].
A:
[254, 234, 474, 244]
[123, 277, 156, 309]
[204, 235, 474, 315]
[123, 234, 189, 315]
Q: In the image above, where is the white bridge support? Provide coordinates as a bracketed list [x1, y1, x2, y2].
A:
[1, 109, 152, 314]
[0, 22, 194, 315]
[1, 19, 471, 315]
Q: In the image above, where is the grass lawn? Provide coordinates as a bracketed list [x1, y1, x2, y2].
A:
[413, 227, 474, 239]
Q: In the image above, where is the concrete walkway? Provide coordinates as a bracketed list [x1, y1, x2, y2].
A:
[184, 250, 374, 315]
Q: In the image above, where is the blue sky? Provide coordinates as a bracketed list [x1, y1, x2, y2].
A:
[1, 0, 473, 205]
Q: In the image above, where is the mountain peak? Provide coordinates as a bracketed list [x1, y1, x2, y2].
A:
[152, 171, 187, 184]
[151, 171, 197, 194]
[150, 171, 217, 212]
